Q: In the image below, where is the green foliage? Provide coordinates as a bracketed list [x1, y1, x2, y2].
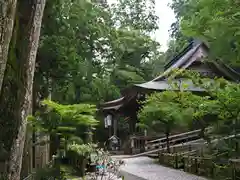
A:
[164, 0, 190, 61]
[29, 99, 99, 158]
[30, 100, 98, 134]
[138, 90, 208, 152]
[0, 0, 167, 177]
[34, 0, 164, 146]
[38, 0, 115, 104]
[175, 69, 240, 138]
[171, 0, 240, 65]
[165, 38, 189, 61]
[33, 158, 67, 180]
[67, 143, 97, 156]
[37, 0, 162, 106]
[138, 91, 195, 133]
[200, 79, 240, 135]
[108, 28, 161, 89]
[90, 77, 121, 103]
[34, 166, 66, 180]
[42, 99, 98, 125]
[110, 0, 159, 34]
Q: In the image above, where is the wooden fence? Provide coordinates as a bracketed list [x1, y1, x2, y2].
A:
[159, 152, 240, 179]
[146, 129, 202, 151]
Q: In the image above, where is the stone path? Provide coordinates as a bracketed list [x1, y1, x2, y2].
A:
[119, 156, 208, 180]
[76, 156, 208, 180]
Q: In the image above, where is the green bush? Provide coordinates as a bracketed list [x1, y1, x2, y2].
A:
[212, 163, 231, 180]
[34, 166, 66, 180]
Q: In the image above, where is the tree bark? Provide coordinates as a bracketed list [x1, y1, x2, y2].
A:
[20, 125, 32, 179]
[5, 1, 46, 180]
[0, 0, 17, 93]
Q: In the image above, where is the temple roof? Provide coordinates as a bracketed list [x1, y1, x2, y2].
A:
[134, 41, 240, 91]
[101, 40, 240, 111]
[101, 97, 124, 106]
[100, 97, 124, 111]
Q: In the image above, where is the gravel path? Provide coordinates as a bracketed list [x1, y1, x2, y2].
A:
[119, 156, 208, 180]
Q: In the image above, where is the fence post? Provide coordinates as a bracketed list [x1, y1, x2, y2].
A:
[195, 158, 198, 174]
[188, 144, 192, 151]
[175, 154, 178, 169]
[231, 160, 236, 180]
[182, 155, 185, 170]
[183, 156, 187, 172]
[130, 137, 134, 154]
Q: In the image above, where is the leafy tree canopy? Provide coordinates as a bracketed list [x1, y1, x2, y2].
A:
[171, 0, 240, 65]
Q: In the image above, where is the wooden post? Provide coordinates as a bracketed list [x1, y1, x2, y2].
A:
[175, 154, 178, 169]
[188, 144, 192, 151]
[108, 126, 112, 140]
[113, 115, 118, 137]
[230, 159, 238, 180]
[131, 137, 134, 154]
[195, 158, 198, 174]
[107, 114, 112, 139]
[144, 129, 147, 151]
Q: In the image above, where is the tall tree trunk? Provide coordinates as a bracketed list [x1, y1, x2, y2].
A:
[5, 1, 46, 180]
[0, 0, 17, 93]
[20, 125, 32, 179]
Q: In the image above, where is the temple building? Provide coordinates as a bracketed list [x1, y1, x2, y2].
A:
[99, 40, 240, 152]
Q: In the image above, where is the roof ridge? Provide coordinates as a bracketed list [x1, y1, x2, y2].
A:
[164, 42, 193, 70]
[151, 43, 202, 82]
[164, 39, 203, 70]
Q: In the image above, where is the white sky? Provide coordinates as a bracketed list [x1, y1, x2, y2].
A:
[107, 0, 176, 51]
[154, 0, 175, 51]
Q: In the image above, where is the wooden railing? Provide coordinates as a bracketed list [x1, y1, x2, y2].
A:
[129, 128, 212, 155]
[145, 129, 203, 151]
[128, 130, 201, 155]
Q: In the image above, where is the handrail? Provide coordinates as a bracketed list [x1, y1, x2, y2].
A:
[145, 129, 203, 151]
[129, 128, 212, 154]
[147, 129, 202, 144]
[130, 129, 201, 149]
[146, 133, 199, 149]
[146, 127, 212, 145]
[130, 138, 204, 158]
